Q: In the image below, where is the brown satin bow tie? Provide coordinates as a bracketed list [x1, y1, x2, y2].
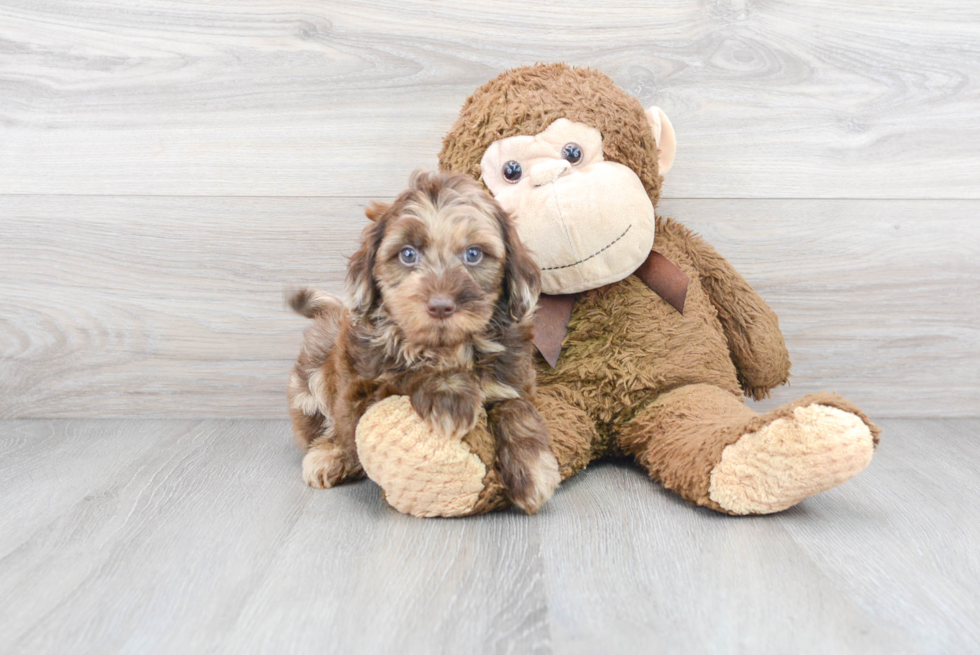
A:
[533, 250, 689, 368]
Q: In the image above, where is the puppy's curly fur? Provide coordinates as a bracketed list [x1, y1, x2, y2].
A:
[287, 171, 560, 513]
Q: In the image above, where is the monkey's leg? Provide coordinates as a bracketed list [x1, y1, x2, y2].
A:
[617, 384, 879, 514]
[534, 385, 604, 481]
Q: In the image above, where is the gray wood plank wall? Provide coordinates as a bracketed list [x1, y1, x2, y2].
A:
[2, 0, 978, 418]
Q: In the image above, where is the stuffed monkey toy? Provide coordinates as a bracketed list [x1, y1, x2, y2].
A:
[355, 63, 879, 517]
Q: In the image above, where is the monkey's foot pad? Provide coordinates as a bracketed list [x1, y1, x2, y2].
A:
[356, 396, 503, 518]
[708, 404, 875, 515]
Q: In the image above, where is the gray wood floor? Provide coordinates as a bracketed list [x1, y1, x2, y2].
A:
[2, 418, 977, 655]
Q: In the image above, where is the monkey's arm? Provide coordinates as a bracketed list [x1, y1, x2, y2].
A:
[659, 217, 791, 400]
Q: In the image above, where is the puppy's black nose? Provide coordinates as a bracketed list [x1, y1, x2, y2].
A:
[426, 295, 456, 319]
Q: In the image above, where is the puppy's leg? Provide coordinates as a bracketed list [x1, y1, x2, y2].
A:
[287, 289, 347, 450]
[288, 366, 330, 450]
[409, 372, 482, 439]
[290, 385, 362, 489]
[302, 429, 363, 489]
[488, 398, 560, 514]
[293, 372, 364, 489]
[287, 289, 364, 488]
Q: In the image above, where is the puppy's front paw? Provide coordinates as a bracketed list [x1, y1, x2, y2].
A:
[302, 445, 360, 489]
[411, 384, 480, 439]
[499, 442, 561, 514]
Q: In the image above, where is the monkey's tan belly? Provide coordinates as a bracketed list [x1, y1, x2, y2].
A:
[536, 274, 741, 427]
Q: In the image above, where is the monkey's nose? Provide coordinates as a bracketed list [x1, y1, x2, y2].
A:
[426, 295, 457, 319]
[528, 159, 571, 186]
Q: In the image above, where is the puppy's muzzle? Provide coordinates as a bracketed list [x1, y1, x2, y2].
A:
[426, 294, 457, 319]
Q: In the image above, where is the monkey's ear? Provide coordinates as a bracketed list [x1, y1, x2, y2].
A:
[644, 106, 676, 175]
[364, 201, 391, 222]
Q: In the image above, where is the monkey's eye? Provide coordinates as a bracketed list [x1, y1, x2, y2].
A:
[502, 160, 523, 183]
[561, 143, 583, 165]
[399, 246, 418, 266]
[463, 246, 484, 265]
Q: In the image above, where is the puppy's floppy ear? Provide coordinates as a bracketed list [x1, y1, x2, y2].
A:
[497, 207, 541, 323]
[347, 211, 389, 318]
[364, 201, 390, 222]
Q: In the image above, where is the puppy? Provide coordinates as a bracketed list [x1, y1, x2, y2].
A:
[287, 171, 560, 513]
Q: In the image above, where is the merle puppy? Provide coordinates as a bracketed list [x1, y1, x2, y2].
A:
[287, 171, 560, 513]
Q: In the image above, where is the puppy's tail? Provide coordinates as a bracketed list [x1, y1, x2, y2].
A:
[287, 288, 344, 319]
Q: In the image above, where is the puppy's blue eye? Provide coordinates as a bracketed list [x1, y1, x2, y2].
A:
[463, 246, 483, 265]
[502, 160, 522, 183]
[399, 246, 418, 266]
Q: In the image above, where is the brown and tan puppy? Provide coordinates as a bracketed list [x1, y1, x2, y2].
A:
[287, 170, 560, 513]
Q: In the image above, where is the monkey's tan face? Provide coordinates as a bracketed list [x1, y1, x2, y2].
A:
[480, 118, 656, 294]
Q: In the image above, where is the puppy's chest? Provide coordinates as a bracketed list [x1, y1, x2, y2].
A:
[385, 346, 517, 404]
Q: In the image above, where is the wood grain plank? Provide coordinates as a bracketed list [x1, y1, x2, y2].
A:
[537, 418, 980, 654]
[779, 419, 980, 654]
[2, 419, 978, 654]
[0, 195, 365, 419]
[0, 419, 549, 655]
[213, 482, 550, 655]
[1, 0, 978, 198]
[537, 463, 904, 655]
[658, 199, 980, 416]
[0, 419, 194, 560]
[0, 420, 313, 653]
[1, 196, 976, 418]
[0, 420, 309, 653]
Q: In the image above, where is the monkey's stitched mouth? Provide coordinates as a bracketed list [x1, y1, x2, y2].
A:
[541, 224, 632, 271]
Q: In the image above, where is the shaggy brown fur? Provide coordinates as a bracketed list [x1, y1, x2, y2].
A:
[287, 171, 559, 512]
[438, 63, 880, 513]
[440, 63, 664, 206]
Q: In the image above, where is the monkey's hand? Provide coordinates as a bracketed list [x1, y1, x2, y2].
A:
[355, 396, 505, 517]
[660, 218, 791, 398]
[489, 398, 560, 514]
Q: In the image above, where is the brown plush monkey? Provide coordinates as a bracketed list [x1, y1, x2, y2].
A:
[354, 63, 879, 516]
